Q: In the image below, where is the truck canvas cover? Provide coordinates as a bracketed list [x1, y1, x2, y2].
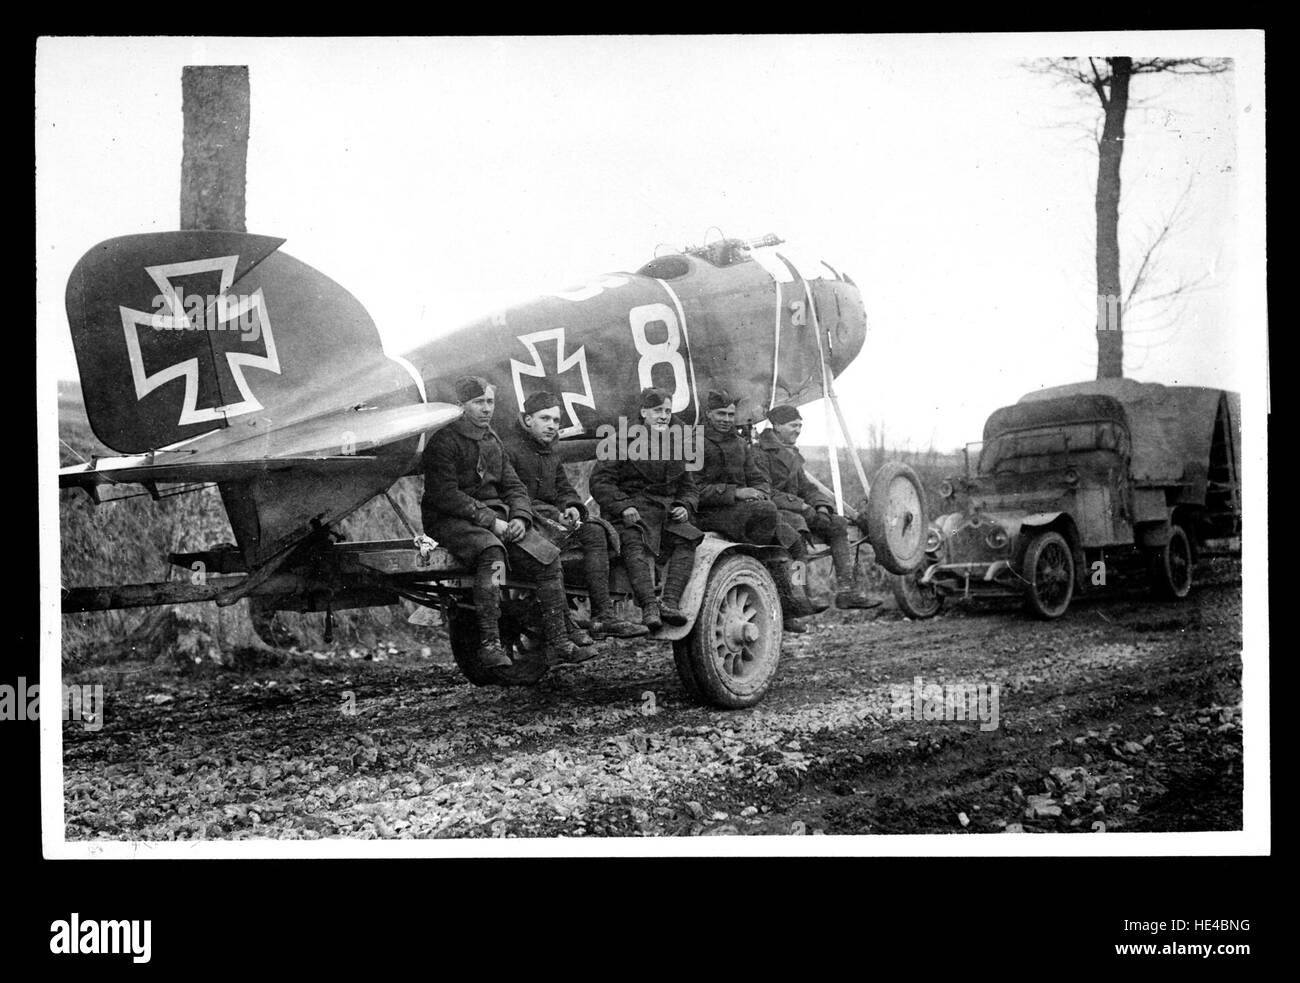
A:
[983, 394, 1127, 443]
[1017, 378, 1241, 502]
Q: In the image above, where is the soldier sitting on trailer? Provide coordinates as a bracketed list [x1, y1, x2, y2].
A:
[589, 387, 703, 633]
[421, 376, 597, 686]
[757, 403, 879, 609]
[502, 390, 649, 641]
[695, 389, 824, 633]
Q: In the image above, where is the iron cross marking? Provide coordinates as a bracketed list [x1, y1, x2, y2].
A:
[120, 256, 281, 427]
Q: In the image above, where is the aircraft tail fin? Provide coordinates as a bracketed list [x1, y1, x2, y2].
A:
[65, 231, 422, 456]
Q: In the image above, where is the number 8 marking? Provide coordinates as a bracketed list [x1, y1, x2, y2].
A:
[629, 303, 690, 413]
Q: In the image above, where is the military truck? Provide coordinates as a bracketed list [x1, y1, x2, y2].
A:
[893, 379, 1241, 620]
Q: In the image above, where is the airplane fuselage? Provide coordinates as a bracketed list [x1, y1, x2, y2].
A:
[403, 241, 866, 438]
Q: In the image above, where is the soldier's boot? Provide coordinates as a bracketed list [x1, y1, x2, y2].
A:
[564, 608, 596, 647]
[830, 522, 881, 610]
[785, 538, 826, 613]
[538, 572, 597, 667]
[791, 578, 829, 615]
[472, 551, 512, 675]
[581, 525, 648, 639]
[785, 536, 830, 616]
[766, 558, 811, 632]
[640, 601, 664, 634]
[622, 534, 662, 632]
[590, 604, 650, 639]
[658, 546, 695, 627]
[483, 561, 551, 685]
[769, 555, 819, 618]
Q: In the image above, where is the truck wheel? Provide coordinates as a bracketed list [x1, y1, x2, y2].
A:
[671, 641, 708, 704]
[1022, 530, 1074, 620]
[863, 462, 928, 575]
[1149, 524, 1194, 599]
[447, 607, 501, 687]
[672, 554, 782, 708]
[893, 567, 943, 619]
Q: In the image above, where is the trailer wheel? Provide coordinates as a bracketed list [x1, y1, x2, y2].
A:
[863, 462, 928, 575]
[1022, 530, 1075, 620]
[892, 567, 943, 619]
[446, 607, 502, 687]
[1149, 524, 1194, 599]
[249, 600, 297, 648]
[672, 554, 782, 708]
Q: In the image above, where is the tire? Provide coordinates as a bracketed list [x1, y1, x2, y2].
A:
[671, 640, 708, 704]
[249, 600, 297, 648]
[1021, 530, 1075, 620]
[1149, 524, 1194, 599]
[863, 462, 928, 575]
[446, 607, 501, 687]
[673, 554, 783, 709]
[892, 567, 943, 619]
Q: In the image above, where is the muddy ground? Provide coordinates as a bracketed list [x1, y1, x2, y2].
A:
[61, 559, 1243, 841]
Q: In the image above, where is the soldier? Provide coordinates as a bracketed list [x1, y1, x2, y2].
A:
[757, 403, 879, 609]
[695, 389, 823, 632]
[502, 390, 649, 640]
[421, 376, 596, 686]
[589, 387, 702, 632]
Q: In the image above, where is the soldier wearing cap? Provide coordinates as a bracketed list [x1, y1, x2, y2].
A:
[695, 389, 824, 631]
[502, 390, 648, 641]
[589, 387, 702, 632]
[421, 375, 597, 685]
[758, 403, 879, 609]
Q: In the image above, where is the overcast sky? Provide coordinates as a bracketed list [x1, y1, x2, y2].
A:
[36, 34, 1265, 451]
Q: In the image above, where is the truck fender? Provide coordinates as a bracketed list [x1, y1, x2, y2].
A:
[1016, 513, 1085, 588]
[655, 535, 784, 640]
[1137, 521, 1173, 548]
[1019, 511, 1064, 528]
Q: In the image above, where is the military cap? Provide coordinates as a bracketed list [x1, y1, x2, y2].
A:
[706, 389, 736, 411]
[639, 387, 673, 410]
[766, 404, 802, 425]
[454, 376, 493, 402]
[522, 390, 561, 415]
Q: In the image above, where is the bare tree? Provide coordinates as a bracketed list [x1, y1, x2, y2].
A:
[1028, 57, 1229, 379]
[180, 66, 273, 657]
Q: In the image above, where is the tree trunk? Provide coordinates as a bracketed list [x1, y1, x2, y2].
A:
[1095, 57, 1130, 380]
[179, 66, 273, 655]
[181, 66, 250, 232]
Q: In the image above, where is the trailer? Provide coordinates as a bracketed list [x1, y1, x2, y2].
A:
[66, 461, 928, 708]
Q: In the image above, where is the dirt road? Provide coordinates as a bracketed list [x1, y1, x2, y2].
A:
[62, 560, 1243, 841]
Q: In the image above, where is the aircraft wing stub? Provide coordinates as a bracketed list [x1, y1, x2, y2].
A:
[59, 402, 462, 495]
